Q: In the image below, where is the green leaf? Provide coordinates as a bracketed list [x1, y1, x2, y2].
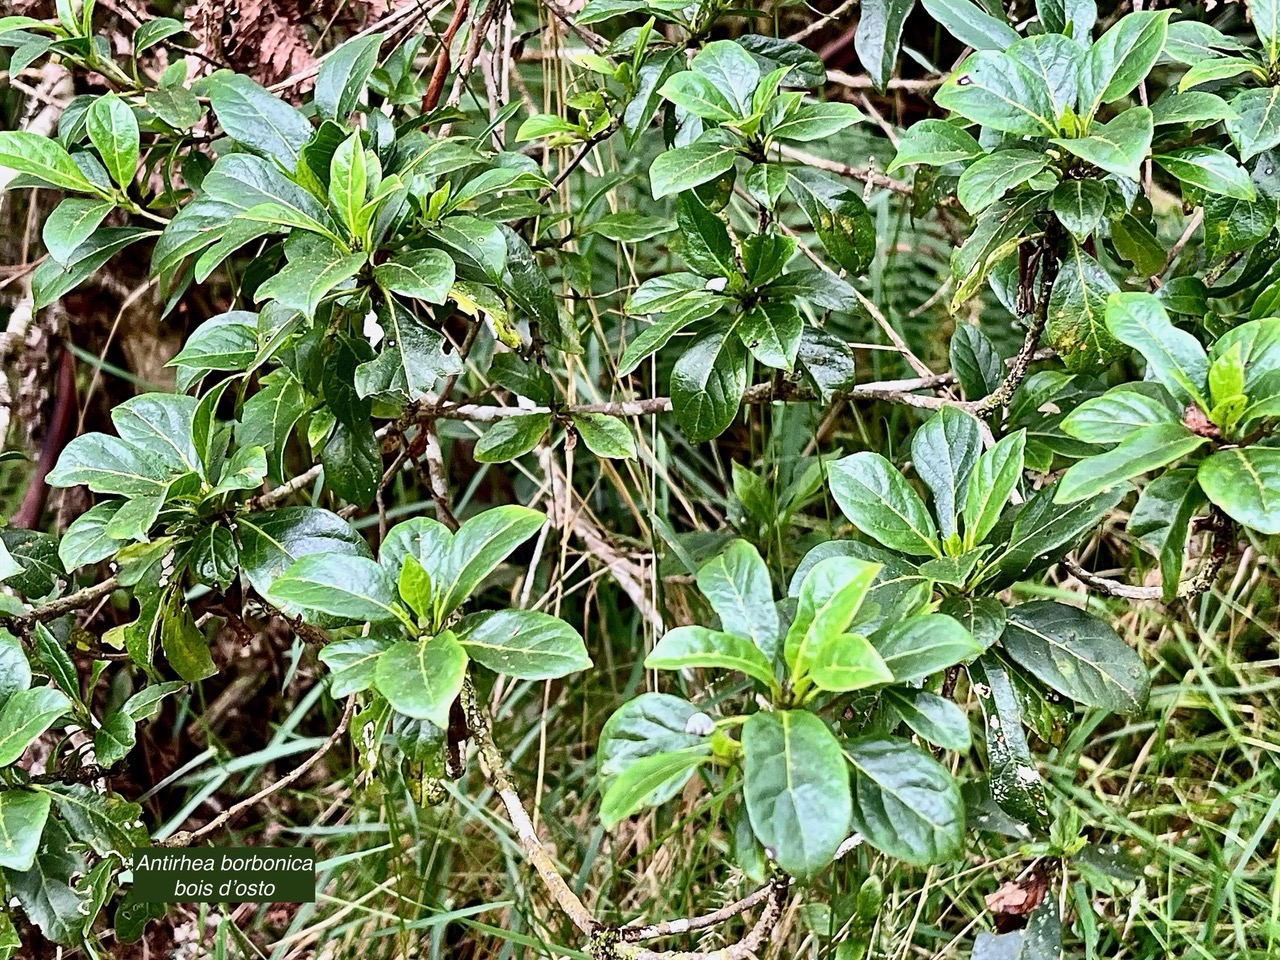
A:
[1052, 108, 1152, 182]
[46, 435, 172, 497]
[2, 819, 88, 944]
[1197, 447, 1280, 534]
[86, 94, 139, 189]
[457, 609, 590, 679]
[373, 633, 468, 728]
[1150, 91, 1237, 128]
[966, 654, 1050, 830]
[1254, 0, 1280, 66]
[737, 301, 802, 371]
[269, 554, 401, 624]
[113, 392, 200, 473]
[315, 34, 382, 121]
[0, 131, 99, 194]
[743, 710, 851, 878]
[853, 0, 915, 92]
[950, 324, 1003, 400]
[805, 632, 893, 691]
[1129, 467, 1205, 600]
[236, 373, 306, 481]
[829, 452, 940, 557]
[0, 687, 70, 766]
[45, 782, 146, 857]
[599, 693, 710, 804]
[474, 413, 549, 463]
[1105, 292, 1209, 409]
[1111, 213, 1166, 279]
[374, 249, 455, 304]
[1178, 57, 1268, 93]
[691, 40, 760, 115]
[93, 710, 136, 767]
[962, 430, 1026, 549]
[205, 70, 313, 166]
[1047, 242, 1124, 372]
[1057, 423, 1206, 503]
[1054, 180, 1105, 241]
[600, 750, 709, 827]
[847, 736, 965, 865]
[318, 636, 392, 698]
[1061, 382, 1178, 444]
[1154, 147, 1256, 200]
[171, 311, 258, 390]
[322, 419, 380, 508]
[785, 556, 880, 675]
[671, 330, 748, 442]
[190, 524, 238, 591]
[1007, 34, 1084, 120]
[397, 554, 432, 619]
[957, 149, 1050, 214]
[160, 599, 215, 682]
[147, 85, 204, 129]
[0, 790, 51, 871]
[649, 139, 738, 199]
[434, 506, 545, 620]
[573, 413, 635, 459]
[0, 631, 31, 709]
[980, 481, 1126, 588]
[920, 0, 1019, 51]
[887, 119, 984, 172]
[768, 101, 864, 143]
[695, 540, 779, 661]
[786, 167, 875, 274]
[874, 614, 982, 682]
[328, 133, 368, 235]
[676, 191, 735, 279]
[646, 626, 776, 689]
[885, 688, 971, 752]
[356, 299, 462, 405]
[1226, 87, 1280, 162]
[255, 248, 366, 319]
[121, 680, 185, 723]
[1001, 600, 1150, 713]
[42, 197, 114, 265]
[911, 406, 983, 540]
[934, 51, 1056, 137]
[58, 501, 124, 570]
[1078, 11, 1171, 116]
[659, 71, 739, 122]
[586, 212, 672, 242]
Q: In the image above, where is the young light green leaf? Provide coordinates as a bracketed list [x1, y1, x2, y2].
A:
[0, 131, 99, 194]
[1060, 383, 1179, 444]
[433, 506, 545, 620]
[962, 430, 1026, 550]
[1055, 424, 1207, 503]
[805, 632, 893, 692]
[1105, 292, 1209, 409]
[600, 750, 709, 828]
[785, 556, 880, 675]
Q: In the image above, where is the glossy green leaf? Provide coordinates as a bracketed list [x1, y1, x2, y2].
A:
[886, 687, 971, 752]
[1001, 600, 1150, 712]
[912, 406, 983, 540]
[0, 687, 70, 766]
[0, 131, 99, 194]
[854, 0, 915, 92]
[86, 94, 139, 189]
[1078, 11, 1171, 116]
[962, 430, 1026, 549]
[1056, 424, 1207, 503]
[966, 654, 1050, 830]
[830, 452, 940, 557]
[1052, 108, 1152, 182]
[1198, 447, 1280, 534]
[1129, 467, 1205, 600]
[457, 609, 591, 679]
[873, 614, 982, 682]
[934, 51, 1056, 136]
[671, 330, 748, 442]
[1061, 383, 1179, 444]
[0, 790, 51, 871]
[269, 554, 401, 624]
[647, 626, 776, 689]
[695, 540, 779, 660]
[474, 414, 549, 463]
[649, 139, 738, 199]
[315, 34, 382, 121]
[888, 119, 984, 171]
[373, 633, 468, 729]
[957, 149, 1050, 214]
[847, 736, 965, 865]
[205, 70, 313, 166]
[743, 710, 851, 877]
[1105, 292, 1209, 409]
[573, 413, 636, 459]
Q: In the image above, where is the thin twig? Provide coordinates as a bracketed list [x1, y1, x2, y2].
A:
[159, 695, 356, 847]
[619, 882, 786, 942]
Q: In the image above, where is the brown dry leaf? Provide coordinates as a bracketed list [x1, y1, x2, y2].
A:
[986, 871, 1049, 933]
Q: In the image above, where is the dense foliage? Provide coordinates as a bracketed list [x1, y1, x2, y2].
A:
[1, 0, 1279, 957]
